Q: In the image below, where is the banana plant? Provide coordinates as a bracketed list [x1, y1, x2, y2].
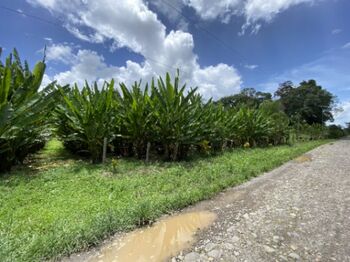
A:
[119, 81, 153, 158]
[0, 49, 58, 172]
[258, 100, 289, 145]
[55, 80, 118, 163]
[232, 107, 271, 147]
[200, 102, 236, 151]
[151, 71, 202, 160]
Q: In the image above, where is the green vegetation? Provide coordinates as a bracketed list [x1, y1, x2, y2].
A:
[275, 80, 335, 124]
[0, 49, 58, 172]
[0, 139, 329, 261]
[0, 49, 346, 261]
[55, 81, 118, 163]
[55, 73, 342, 163]
[0, 50, 346, 168]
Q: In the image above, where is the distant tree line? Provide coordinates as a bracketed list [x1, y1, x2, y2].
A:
[217, 80, 347, 140]
[218, 80, 336, 125]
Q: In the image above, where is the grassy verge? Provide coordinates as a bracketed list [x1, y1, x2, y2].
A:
[0, 140, 329, 261]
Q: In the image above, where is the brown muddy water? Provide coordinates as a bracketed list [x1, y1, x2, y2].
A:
[295, 155, 312, 163]
[88, 211, 217, 262]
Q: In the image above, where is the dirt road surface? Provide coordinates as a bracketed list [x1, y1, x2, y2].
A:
[174, 139, 350, 261]
[64, 139, 350, 262]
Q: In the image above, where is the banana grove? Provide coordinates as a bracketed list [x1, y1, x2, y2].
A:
[2, 49, 327, 172]
[55, 72, 292, 163]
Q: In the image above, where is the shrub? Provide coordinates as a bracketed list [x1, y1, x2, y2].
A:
[327, 124, 345, 139]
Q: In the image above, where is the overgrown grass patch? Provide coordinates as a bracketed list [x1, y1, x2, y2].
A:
[0, 140, 329, 261]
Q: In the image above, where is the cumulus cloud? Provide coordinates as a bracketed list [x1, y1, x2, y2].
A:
[184, 0, 318, 34]
[193, 63, 242, 99]
[40, 73, 54, 89]
[44, 48, 154, 87]
[45, 43, 74, 64]
[185, 0, 242, 23]
[45, 44, 241, 100]
[243, 0, 314, 24]
[28, 0, 242, 98]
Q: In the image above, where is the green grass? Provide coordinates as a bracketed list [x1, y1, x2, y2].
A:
[0, 140, 329, 261]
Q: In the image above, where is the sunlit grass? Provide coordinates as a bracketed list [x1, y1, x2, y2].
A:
[0, 140, 329, 261]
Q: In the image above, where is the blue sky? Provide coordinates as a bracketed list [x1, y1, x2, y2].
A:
[0, 0, 349, 124]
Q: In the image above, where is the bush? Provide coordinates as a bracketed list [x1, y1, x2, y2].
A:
[327, 124, 345, 139]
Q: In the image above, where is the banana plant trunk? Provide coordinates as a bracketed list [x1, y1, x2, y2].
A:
[145, 142, 151, 163]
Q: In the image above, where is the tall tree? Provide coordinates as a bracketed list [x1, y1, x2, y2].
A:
[275, 80, 335, 125]
[218, 88, 272, 108]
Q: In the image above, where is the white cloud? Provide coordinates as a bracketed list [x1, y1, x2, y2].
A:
[46, 45, 242, 100]
[332, 28, 342, 35]
[40, 73, 54, 89]
[244, 64, 258, 70]
[51, 49, 154, 87]
[184, 0, 319, 34]
[243, 0, 314, 24]
[28, 0, 323, 35]
[193, 63, 242, 99]
[342, 42, 350, 49]
[43, 37, 53, 42]
[46, 44, 74, 64]
[28, 0, 242, 98]
[185, 0, 242, 22]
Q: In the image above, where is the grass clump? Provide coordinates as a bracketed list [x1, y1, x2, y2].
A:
[0, 140, 329, 261]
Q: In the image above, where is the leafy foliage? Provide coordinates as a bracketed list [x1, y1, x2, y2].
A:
[218, 87, 272, 109]
[55, 81, 118, 163]
[1, 49, 342, 168]
[275, 80, 335, 124]
[231, 107, 271, 146]
[55, 72, 339, 163]
[0, 49, 57, 172]
[151, 72, 203, 160]
[327, 124, 346, 139]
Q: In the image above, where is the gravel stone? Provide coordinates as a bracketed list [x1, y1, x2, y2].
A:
[288, 252, 301, 260]
[207, 249, 222, 259]
[183, 252, 201, 262]
[263, 245, 275, 253]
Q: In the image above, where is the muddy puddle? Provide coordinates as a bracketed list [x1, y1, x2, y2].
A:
[88, 211, 217, 262]
[295, 155, 312, 163]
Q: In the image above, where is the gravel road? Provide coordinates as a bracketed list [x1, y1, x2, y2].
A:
[173, 139, 350, 262]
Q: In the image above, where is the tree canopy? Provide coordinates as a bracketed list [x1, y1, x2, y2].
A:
[217, 87, 272, 109]
[218, 80, 336, 126]
[275, 80, 335, 125]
